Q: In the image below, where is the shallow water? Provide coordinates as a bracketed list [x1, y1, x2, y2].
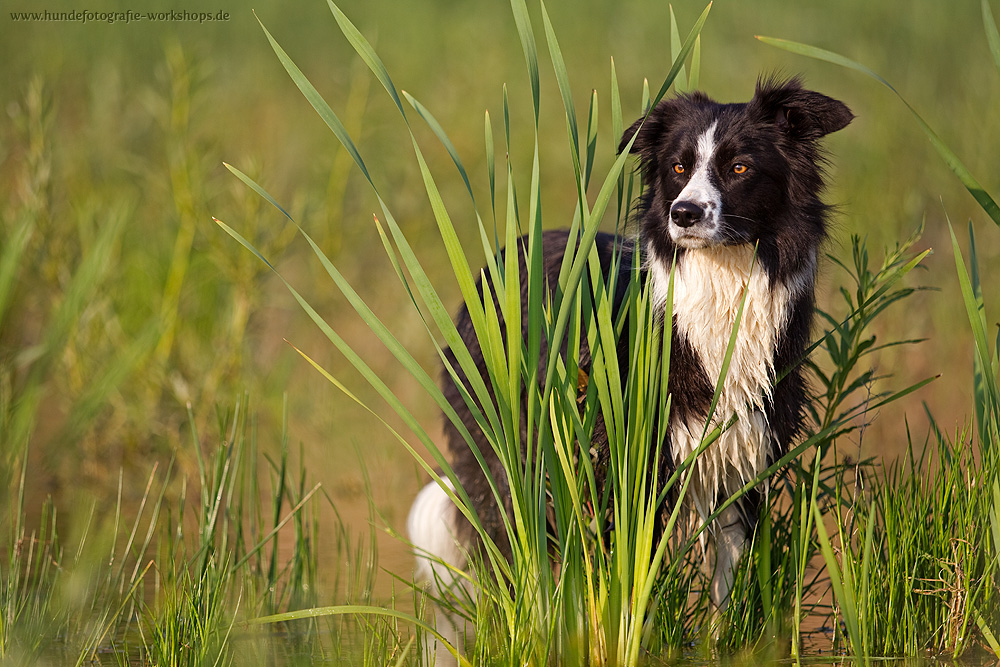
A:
[32, 626, 971, 667]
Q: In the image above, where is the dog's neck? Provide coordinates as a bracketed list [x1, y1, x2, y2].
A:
[646, 242, 814, 376]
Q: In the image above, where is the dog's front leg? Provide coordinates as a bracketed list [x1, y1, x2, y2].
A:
[709, 503, 748, 611]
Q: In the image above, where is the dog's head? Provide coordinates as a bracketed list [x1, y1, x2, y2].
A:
[620, 77, 853, 253]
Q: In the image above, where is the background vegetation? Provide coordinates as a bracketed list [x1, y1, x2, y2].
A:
[1, 0, 999, 663]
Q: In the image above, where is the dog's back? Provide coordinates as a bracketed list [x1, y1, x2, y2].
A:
[441, 229, 632, 557]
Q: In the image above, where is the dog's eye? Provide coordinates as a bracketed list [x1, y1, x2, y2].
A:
[732, 163, 748, 175]
[672, 163, 685, 175]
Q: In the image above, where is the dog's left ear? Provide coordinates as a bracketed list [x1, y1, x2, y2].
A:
[754, 77, 854, 141]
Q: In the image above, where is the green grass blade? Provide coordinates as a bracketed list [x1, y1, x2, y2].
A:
[651, 3, 712, 107]
[610, 58, 623, 144]
[326, 0, 405, 117]
[540, 0, 580, 168]
[587, 257, 625, 451]
[611, 57, 629, 226]
[407, 135, 494, 374]
[585, 89, 599, 191]
[217, 218, 510, 570]
[539, 134, 638, 418]
[256, 12, 372, 186]
[234, 482, 322, 569]
[371, 214, 422, 313]
[689, 35, 702, 90]
[657, 254, 676, 442]
[756, 513, 773, 624]
[509, 0, 541, 125]
[756, 35, 1000, 227]
[859, 505, 876, 657]
[756, 36, 894, 88]
[983, 0, 1000, 76]
[393, 636, 417, 667]
[223, 162, 293, 221]
[403, 91, 475, 204]
[246, 17, 509, 438]
[522, 147, 546, 475]
[948, 217, 1000, 436]
[792, 459, 823, 656]
[251, 604, 472, 667]
[401, 90, 509, 323]
[991, 478, 1000, 561]
[486, 110, 498, 230]
[974, 606, 1000, 656]
[968, 220, 994, 440]
[668, 5, 689, 93]
[503, 177, 522, 435]
[503, 83, 512, 151]
[813, 502, 864, 666]
[377, 200, 504, 438]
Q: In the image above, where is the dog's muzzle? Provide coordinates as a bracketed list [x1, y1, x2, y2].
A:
[670, 200, 705, 228]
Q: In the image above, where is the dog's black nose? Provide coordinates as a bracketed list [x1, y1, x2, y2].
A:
[670, 201, 704, 228]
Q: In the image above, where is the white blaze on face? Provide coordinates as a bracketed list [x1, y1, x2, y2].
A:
[670, 121, 723, 246]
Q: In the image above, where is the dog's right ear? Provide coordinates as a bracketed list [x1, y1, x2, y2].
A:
[618, 115, 651, 155]
[618, 101, 673, 157]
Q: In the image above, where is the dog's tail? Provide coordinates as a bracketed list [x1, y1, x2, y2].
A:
[407, 477, 468, 584]
[408, 477, 472, 666]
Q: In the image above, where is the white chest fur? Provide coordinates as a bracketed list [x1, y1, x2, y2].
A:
[649, 244, 808, 517]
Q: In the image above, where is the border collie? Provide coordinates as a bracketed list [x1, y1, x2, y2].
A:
[408, 77, 853, 654]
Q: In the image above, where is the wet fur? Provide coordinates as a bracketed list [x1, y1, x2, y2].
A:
[410, 77, 853, 615]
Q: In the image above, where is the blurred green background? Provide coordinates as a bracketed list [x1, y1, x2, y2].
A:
[1, 0, 998, 591]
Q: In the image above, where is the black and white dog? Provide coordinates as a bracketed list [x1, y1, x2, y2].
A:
[408, 77, 852, 650]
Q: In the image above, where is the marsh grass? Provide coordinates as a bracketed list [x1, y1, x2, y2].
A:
[793, 223, 1000, 664]
[2, 0, 1000, 665]
[0, 37, 311, 506]
[218, 0, 996, 664]
[219, 2, 742, 662]
[0, 396, 388, 665]
[755, 5, 1000, 659]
